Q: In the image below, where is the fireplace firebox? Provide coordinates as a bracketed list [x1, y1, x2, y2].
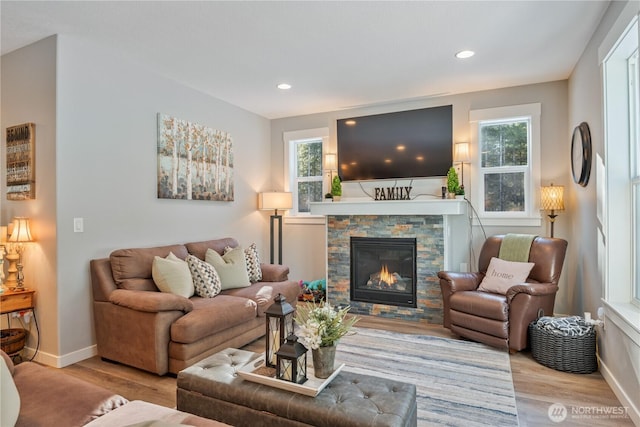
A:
[350, 237, 417, 307]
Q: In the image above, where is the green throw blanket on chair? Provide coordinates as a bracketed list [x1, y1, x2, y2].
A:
[498, 233, 537, 262]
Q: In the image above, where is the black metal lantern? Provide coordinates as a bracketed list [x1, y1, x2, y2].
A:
[276, 334, 308, 384]
[265, 293, 294, 367]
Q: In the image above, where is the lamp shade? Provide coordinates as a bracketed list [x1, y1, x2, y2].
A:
[8, 217, 33, 243]
[324, 153, 337, 171]
[541, 185, 565, 211]
[258, 192, 293, 211]
[453, 142, 471, 163]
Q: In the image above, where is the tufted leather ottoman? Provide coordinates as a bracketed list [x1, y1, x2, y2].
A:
[177, 348, 417, 427]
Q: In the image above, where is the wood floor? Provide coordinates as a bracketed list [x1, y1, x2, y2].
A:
[59, 316, 634, 427]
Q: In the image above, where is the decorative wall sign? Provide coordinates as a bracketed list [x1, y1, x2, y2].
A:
[157, 114, 234, 201]
[374, 186, 412, 201]
[6, 123, 36, 200]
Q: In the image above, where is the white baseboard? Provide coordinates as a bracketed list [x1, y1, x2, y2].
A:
[22, 344, 97, 368]
[598, 356, 640, 426]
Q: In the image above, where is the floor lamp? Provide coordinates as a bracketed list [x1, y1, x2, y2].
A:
[540, 184, 565, 237]
[258, 192, 293, 265]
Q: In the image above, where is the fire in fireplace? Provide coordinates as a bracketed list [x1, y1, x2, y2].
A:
[350, 237, 417, 307]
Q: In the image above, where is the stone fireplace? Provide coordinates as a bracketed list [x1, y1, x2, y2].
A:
[310, 199, 469, 324]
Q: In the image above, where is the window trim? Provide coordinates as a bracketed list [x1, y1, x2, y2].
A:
[283, 128, 329, 224]
[469, 103, 542, 226]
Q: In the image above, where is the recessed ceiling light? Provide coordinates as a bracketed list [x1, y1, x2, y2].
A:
[455, 50, 475, 59]
[277, 83, 292, 90]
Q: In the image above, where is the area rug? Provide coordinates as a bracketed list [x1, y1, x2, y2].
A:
[336, 327, 519, 427]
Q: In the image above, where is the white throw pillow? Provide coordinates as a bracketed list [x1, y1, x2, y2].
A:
[225, 243, 262, 283]
[186, 255, 222, 298]
[0, 354, 20, 427]
[205, 247, 251, 290]
[151, 252, 194, 298]
[478, 257, 535, 295]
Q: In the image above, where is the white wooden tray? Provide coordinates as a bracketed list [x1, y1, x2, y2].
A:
[237, 353, 344, 397]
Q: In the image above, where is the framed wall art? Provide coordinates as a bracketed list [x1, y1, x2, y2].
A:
[6, 123, 36, 200]
[157, 114, 234, 201]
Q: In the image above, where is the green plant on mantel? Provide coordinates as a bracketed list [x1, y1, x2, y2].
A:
[446, 167, 460, 195]
[331, 175, 342, 197]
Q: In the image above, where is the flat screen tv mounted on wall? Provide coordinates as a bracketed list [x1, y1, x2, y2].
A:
[337, 105, 453, 181]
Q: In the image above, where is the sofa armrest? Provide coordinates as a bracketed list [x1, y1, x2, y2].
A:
[109, 289, 193, 313]
[506, 282, 559, 303]
[260, 263, 290, 282]
[437, 271, 483, 293]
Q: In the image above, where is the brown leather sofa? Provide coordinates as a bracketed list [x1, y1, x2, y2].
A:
[90, 237, 300, 375]
[438, 235, 568, 352]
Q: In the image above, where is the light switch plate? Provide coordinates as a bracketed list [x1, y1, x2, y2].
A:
[73, 217, 84, 233]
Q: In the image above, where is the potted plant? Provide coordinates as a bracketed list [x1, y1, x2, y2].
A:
[295, 301, 359, 378]
[331, 175, 342, 201]
[446, 167, 460, 199]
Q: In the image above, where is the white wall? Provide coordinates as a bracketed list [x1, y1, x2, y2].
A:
[1, 36, 59, 356]
[568, 1, 640, 423]
[271, 80, 570, 310]
[2, 35, 274, 366]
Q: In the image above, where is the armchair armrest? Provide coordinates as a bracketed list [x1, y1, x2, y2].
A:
[109, 289, 193, 313]
[506, 282, 559, 303]
[260, 263, 290, 282]
[437, 271, 483, 293]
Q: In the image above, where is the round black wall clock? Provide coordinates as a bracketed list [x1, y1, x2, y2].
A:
[571, 122, 592, 187]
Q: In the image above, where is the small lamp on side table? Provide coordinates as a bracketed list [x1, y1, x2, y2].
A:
[6, 217, 34, 290]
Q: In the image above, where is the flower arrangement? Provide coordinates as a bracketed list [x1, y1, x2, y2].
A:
[294, 301, 359, 350]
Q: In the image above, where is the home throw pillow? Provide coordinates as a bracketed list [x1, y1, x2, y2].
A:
[151, 252, 194, 298]
[478, 257, 535, 295]
[205, 247, 251, 290]
[186, 255, 221, 298]
[224, 243, 262, 283]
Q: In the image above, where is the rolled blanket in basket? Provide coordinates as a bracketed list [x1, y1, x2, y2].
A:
[534, 316, 594, 337]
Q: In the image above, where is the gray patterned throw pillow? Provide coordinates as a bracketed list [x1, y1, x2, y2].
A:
[186, 255, 221, 298]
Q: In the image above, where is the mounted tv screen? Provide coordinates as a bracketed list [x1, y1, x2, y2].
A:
[337, 105, 453, 181]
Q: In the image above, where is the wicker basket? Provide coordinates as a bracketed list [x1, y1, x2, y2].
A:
[1, 328, 27, 355]
[529, 321, 597, 374]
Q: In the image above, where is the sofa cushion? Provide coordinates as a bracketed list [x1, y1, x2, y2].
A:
[187, 255, 222, 298]
[171, 295, 258, 343]
[185, 238, 238, 261]
[221, 280, 301, 317]
[205, 247, 250, 290]
[152, 252, 195, 298]
[111, 244, 189, 291]
[13, 361, 128, 426]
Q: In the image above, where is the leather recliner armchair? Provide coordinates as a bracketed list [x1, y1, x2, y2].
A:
[438, 235, 568, 352]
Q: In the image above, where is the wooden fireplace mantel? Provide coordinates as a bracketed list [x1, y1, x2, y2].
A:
[309, 198, 466, 216]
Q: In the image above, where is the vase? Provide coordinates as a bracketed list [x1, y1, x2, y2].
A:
[312, 345, 336, 379]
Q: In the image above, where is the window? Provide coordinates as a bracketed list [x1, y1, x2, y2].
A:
[602, 11, 640, 324]
[470, 104, 541, 225]
[283, 128, 329, 219]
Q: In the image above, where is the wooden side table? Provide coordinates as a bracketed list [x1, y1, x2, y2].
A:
[1, 288, 35, 314]
[1, 288, 36, 361]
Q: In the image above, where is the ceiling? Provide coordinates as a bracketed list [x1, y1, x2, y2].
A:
[1, 1, 609, 119]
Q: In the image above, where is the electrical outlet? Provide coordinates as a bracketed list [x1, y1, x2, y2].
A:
[73, 217, 84, 233]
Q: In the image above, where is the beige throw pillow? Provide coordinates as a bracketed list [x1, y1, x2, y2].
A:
[205, 247, 251, 290]
[224, 243, 262, 283]
[0, 352, 20, 427]
[151, 252, 194, 298]
[478, 257, 535, 295]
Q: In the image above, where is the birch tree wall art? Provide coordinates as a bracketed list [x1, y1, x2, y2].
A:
[157, 114, 234, 201]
